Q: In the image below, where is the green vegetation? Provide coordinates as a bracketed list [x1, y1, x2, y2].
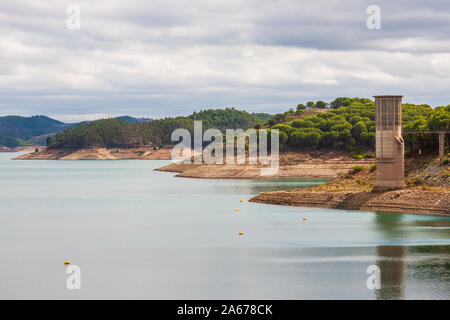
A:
[39, 97, 450, 151]
[0, 134, 32, 147]
[48, 108, 269, 148]
[269, 97, 450, 153]
[353, 153, 375, 159]
[351, 165, 365, 174]
[0, 115, 73, 141]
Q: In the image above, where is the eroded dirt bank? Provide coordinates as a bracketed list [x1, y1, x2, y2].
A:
[14, 147, 172, 160]
[155, 150, 375, 179]
[250, 189, 450, 216]
[249, 159, 450, 216]
[0, 146, 45, 152]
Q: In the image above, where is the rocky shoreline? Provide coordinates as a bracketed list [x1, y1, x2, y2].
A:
[155, 150, 375, 179]
[14, 147, 173, 160]
[249, 160, 450, 216]
[13, 147, 449, 216]
[250, 189, 450, 216]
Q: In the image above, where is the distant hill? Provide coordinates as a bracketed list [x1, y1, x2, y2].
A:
[0, 115, 74, 141]
[0, 134, 33, 147]
[0, 115, 150, 147]
[48, 108, 270, 148]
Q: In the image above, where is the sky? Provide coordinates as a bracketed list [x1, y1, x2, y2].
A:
[1, 0, 450, 122]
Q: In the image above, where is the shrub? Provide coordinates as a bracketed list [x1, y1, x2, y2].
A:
[271, 124, 296, 135]
[370, 164, 377, 172]
[351, 165, 364, 174]
[353, 152, 375, 159]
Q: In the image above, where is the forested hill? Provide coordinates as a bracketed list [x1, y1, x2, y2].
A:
[32, 100, 450, 152]
[0, 115, 72, 141]
[0, 115, 148, 147]
[267, 98, 449, 155]
[47, 108, 270, 148]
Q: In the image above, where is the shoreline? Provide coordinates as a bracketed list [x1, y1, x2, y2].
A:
[0, 146, 45, 153]
[12, 146, 449, 216]
[155, 150, 375, 179]
[249, 189, 450, 216]
[13, 147, 173, 160]
[249, 161, 450, 216]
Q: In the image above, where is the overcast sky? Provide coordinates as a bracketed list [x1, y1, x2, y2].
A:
[1, 0, 450, 122]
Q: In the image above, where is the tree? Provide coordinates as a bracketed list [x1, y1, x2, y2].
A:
[46, 135, 53, 146]
[304, 132, 320, 146]
[268, 113, 286, 126]
[351, 121, 368, 140]
[319, 131, 339, 147]
[315, 101, 329, 109]
[306, 101, 316, 109]
[360, 132, 375, 147]
[290, 119, 315, 129]
[427, 105, 450, 130]
[271, 124, 296, 135]
[330, 97, 351, 109]
[349, 115, 363, 125]
[296, 104, 307, 112]
[278, 131, 288, 145]
[289, 131, 306, 147]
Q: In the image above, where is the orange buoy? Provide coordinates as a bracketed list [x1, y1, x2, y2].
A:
[302, 218, 307, 221]
[64, 261, 70, 265]
[238, 232, 244, 235]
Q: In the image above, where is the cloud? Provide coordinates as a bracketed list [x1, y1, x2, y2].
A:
[0, 0, 449, 121]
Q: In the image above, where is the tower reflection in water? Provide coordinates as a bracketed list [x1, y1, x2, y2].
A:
[374, 213, 406, 299]
[376, 245, 406, 299]
[373, 212, 450, 300]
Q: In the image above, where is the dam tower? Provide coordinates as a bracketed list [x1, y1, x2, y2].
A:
[373, 95, 405, 191]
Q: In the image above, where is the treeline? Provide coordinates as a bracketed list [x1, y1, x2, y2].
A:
[268, 98, 450, 153]
[47, 100, 450, 152]
[48, 108, 268, 148]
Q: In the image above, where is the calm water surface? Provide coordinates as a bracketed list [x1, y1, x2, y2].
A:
[0, 152, 449, 299]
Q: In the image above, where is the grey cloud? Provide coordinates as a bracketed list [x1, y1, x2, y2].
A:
[0, 0, 450, 121]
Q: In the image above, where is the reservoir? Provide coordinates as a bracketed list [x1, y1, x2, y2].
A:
[0, 152, 449, 299]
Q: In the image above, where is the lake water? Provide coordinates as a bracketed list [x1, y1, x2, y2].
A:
[0, 152, 449, 299]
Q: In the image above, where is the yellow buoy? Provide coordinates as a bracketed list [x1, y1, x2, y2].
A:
[64, 261, 70, 265]
[302, 218, 307, 221]
[235, 209, 240, 212]
[240, 200, 244, 202]
[238, 232, 244, 235]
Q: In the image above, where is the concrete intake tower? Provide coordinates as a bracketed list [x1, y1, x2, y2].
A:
[374, 95, 405, 191]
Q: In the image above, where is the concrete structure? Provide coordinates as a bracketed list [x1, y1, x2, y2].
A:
[403, 130, 449, 165]
[374, 95, 405, 191]
[439, 131, 447, 165]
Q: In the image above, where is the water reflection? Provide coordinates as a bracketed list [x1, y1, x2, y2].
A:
[373, 213, 450, 299]
[375, 246, 406, 299]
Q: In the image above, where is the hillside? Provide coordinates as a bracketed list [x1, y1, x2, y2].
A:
[47, 108, 270, 148]
[0, 134, 32, 147]
[0, 115, 72, 140]
[0, 115, 145, 147]
[266, 98, 450, 155]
